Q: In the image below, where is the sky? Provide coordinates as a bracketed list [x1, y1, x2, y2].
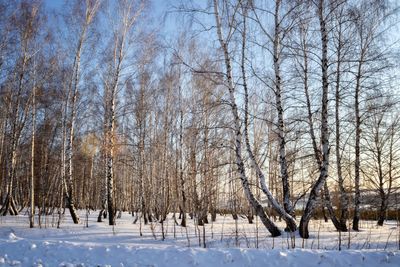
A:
[44, 0, 62, 9]
[43, 0, 173, 18]
[43, 0, 179, 40]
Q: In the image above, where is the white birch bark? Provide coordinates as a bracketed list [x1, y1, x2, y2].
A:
[104, 0, 145, 225]
[214, 0, 281, 237]
[0, 40, 29, 216]
[64, 0, 101, 224]
[333, 15, 349, 227]
[241, 2, 296, 232]
[299, 0, 331, 239]
[30, 59, 36, 228]
[272, 0, 293, 217]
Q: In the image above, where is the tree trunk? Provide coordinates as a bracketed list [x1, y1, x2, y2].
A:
[334, 17, 349, 227]
[106, 85, 117, 226]
[377, 193, 387, 226]
[214, 0, 281, 237]
[30, 67, 36, 228]
[0, 46, 28, 217]
[323, 183, 347, 231]
[273, 0, 293, 217]
[179, 90, 186, 227]
[352, 61, 362, 231]
[299, 0, 330, 239]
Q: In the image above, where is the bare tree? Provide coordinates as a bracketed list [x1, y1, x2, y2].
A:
[251, 0, 298, 218]
[350, 0, 389, 231]
[363, 97, 400, 226]
[213, 0, 299, 236]
[30, 57, 37, 228]
[298, 0, 332, 239]
[332, 3, 351, 229]
[101, 0, 146, 226]
[62, 0, 101, 224]
[295, 3, 347, 233]
[0, 0, 41, 216]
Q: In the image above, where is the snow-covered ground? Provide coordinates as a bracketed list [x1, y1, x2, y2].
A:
[0, 210, 399, 266]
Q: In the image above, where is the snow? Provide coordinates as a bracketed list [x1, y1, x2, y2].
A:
[0, 211, 399, 266]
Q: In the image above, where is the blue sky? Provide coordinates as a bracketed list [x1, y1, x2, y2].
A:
[43, 0, 179, 39]
[44, 0, 62, 9]
[44, 0, 173, 16]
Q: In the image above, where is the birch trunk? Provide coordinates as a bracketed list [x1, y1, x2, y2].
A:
[104, 0, 144, 226]
[214, 0, 281, 237]
[299, 0, 331, 239]
[0, 47, 28, 216]
[30, 62, 36, 228]
[303, 24, 347, 231]
[64, 0, 100, 224]
[334, 25, 349, 227]
[352, 61, 362, 231]
[378, 123, 395, 226]
[105, 50, 121, 226]
[241, 2, 296, 232]
[98, 97, 108, 222]
[178, 86, 186, 227]
[273, 0, 293, 217]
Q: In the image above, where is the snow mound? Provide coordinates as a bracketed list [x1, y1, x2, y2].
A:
[8, 232, 18, 241]
[1, 240, 400, 267]
[0, 211, 399, 266]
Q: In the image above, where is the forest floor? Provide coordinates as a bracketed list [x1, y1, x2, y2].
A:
[0, 210, 399, 266]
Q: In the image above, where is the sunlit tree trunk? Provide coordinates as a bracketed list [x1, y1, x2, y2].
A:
[214, 0, 281, 236]
[299, 0, 331, 239]
[64, 0, 101, 224]
[30, 60, 37, 228]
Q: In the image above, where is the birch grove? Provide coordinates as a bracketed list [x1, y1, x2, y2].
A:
[0, 0, 399, 243]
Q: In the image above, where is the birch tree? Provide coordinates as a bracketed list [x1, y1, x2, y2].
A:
[293, 1, 348, 234]
[213, 0, 297, 236]
[0, 0, 41, 216]
[298, 0, 332, 239]
[349, 0, 389, 231]
[332, 3, 351, 229]
[30, 57, 37, 228]
[251, 0, 298, 218]
[62, 0, 101, 224]
[363, 97, 400, 226]
[102, 0, 146, 226]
